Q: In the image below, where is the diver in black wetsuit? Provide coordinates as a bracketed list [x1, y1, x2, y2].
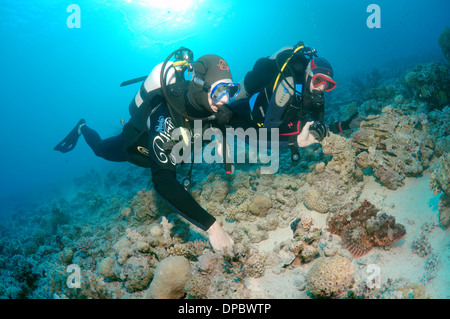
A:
[54, 50, 241, 253]
[227, 42, 365, 159]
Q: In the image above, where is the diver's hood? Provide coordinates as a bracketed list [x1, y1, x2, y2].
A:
[188, 54, 233, 115]
[305, 57, 334, 86]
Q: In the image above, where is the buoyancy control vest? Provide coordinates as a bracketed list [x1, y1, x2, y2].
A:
[123, 61, 188, 168]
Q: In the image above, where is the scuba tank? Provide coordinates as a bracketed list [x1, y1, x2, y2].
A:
[122, 50, 192, 168]
[129, 61, 178, 119]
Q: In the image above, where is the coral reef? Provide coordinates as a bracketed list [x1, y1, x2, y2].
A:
[404, 62, 450, 110]
[353, 106, 435, 189]
[2, 49, 450, 301]
[429, 152, 450, 228]
[129, 189, 159, 222]
[288, 216, 322, 264]
[427, 106, 450, 146]
[305, 256, 355, 298]
[303, 133, 363, 213]
[327, 201, 406, 258]
[184, 247, 264, 299]
[429, 152, 450, 196]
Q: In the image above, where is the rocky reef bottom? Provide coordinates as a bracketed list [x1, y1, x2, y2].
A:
[0, 151, 448, 299]
[5, 47, 450, 301]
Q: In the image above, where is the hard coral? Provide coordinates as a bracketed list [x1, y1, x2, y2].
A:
[430, 152, 450, 196]
[353, 106, 435, 189]
[304, 133, 363, 213]
[306, 256, 355, 299]
[289, 216, 322, 263]
[146, 256, 191, 299]
[129, 189, 158, 222]
[429, 152, 450, 228]
[404, 62, 450, 110]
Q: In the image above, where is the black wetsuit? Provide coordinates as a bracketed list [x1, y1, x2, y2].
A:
[228, 48, 349, 145]
[80, 86, 216, 231]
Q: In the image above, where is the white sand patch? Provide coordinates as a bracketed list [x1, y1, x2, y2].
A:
[248, 171, 449, 298]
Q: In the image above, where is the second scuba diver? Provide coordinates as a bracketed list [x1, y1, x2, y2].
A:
[228, 41, 365, 161]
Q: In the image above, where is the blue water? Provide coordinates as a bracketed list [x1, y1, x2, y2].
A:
[0, 0, 448, 215]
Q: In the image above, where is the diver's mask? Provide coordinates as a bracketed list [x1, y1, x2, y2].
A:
[305, 57, 336, 93]
[193, 76, 241, 103]
[311, 74, 336, 92]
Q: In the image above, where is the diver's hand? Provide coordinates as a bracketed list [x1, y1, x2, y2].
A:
[207, 221, 234, 254]
[309, 121, 329, 141]
[297, 121, 320, 147]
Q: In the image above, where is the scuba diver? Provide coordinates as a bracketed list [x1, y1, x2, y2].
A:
[228, 41, 365, 161]
[54, 49, 246, 253]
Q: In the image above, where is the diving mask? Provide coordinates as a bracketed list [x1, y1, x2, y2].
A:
[193, 76, 240, 103]
[210, 82, 240, 102]
[312, 74, 336, 92]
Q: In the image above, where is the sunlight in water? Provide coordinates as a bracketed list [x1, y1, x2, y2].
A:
[129, 0, 195, 11]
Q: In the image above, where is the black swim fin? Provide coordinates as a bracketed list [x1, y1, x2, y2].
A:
[120, 76, 147, 87]
[53, 119, 85, 153]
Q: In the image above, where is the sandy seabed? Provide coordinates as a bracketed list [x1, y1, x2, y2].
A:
[247, 171, 449, 299]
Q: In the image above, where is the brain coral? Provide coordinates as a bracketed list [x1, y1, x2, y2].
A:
[306, 256, 355, 299]
[303, 188, 329, 213]
[146, 256, 191, 299]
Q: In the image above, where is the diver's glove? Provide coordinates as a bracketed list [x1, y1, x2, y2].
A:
[309, 121, 330, 141]
[342, 112, 367, 130]
[214, 105, 234, 125]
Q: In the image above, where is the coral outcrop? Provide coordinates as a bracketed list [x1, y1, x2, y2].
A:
[404, 62, 450, 110]
[288, 216, 322, 263]
[429, 152, 450, 228]
[184, 248, 264, 299]
[305, 256, 355, 298]
[430, 152, 450, 196]
[146, 256, 191, 299]
[303, 133, 363, 213]
[353, 106, 435, 189]
[327, 201, 406, 258]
